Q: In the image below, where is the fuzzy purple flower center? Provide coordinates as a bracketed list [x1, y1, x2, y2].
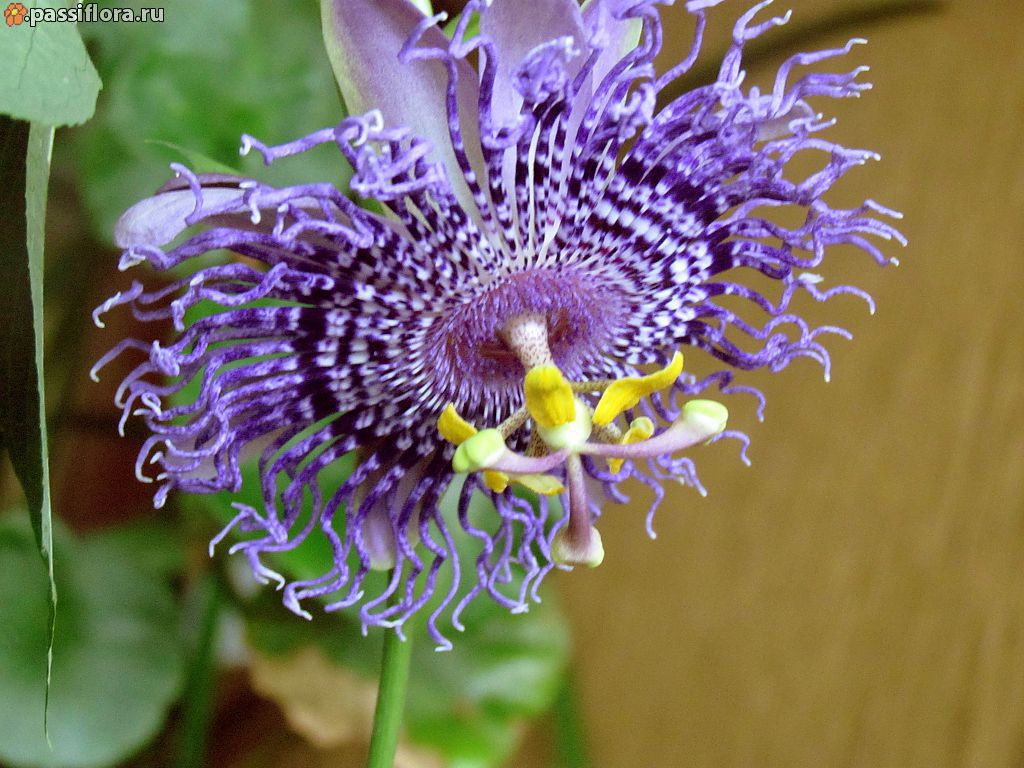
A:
[429, 267, 624, 394]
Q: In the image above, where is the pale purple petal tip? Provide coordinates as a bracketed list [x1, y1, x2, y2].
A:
[114, 186, 247, 249]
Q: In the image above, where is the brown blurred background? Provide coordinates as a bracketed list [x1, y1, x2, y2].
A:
[538, 0, 1024, 766]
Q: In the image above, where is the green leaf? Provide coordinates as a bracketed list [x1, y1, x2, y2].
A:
[0, 514, 185, 768]
[0, 0, 101, 125]
[145, 139, 241, 176]
[71, 0, 347, 239]
[0, 116, 57, 733]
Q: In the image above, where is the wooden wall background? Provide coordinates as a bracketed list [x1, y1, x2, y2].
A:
[531, 0, 1024, 765]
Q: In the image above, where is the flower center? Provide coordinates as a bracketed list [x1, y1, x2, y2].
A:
[501, 314, 593, 451]
[436, 307, 727, 570]
[430, 268, 622, 398]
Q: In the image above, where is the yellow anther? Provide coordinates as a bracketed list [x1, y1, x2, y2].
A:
[608, 416, 655, 474]
[592, 351, 684, 426]
[524, 365, 576, 428]
[437, 403, 477, 445]
[483, 470, 563, 496]
[483, 470, 510, 493]
[512, 473, 565, 496]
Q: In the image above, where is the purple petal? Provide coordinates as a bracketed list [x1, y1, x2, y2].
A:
[582, 402, 728, 460]
[582, 0, 643, 88]
[114, 187, 248, 249]
[155, 172, 249, 195]
[489, 448, 570, 476]
[321, 0, 478, 192]
[480, 0, 589, 128]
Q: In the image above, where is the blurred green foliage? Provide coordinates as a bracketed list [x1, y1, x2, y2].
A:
[70, 0, 349, 240]
[0, 514, 185, 768]
[247, 587, 570, 768]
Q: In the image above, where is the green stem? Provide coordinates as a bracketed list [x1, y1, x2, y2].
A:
[174, 574, 223, 768]
[366, 581, 414, 768]
[552, 668, 590, 768]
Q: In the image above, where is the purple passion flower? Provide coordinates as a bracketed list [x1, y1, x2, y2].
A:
[94, 0, 902, 646]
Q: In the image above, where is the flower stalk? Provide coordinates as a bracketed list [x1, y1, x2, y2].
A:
[366, 577, 414, 768]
